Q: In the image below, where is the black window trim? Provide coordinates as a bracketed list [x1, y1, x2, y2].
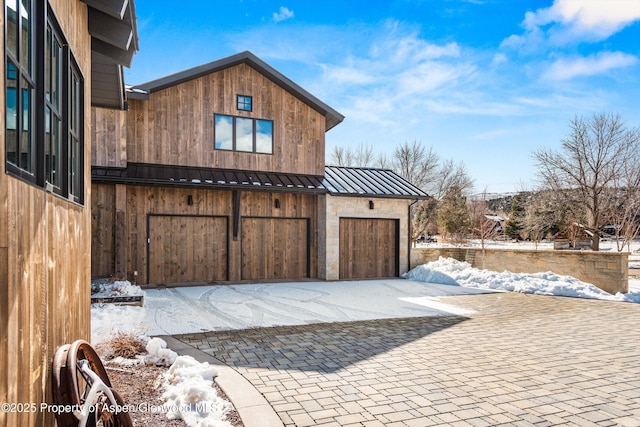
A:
[4, 0, 86, 205]
[236, 94, 252, 112]
[214, 113, 274, 155]
[4, 0, 39, 183]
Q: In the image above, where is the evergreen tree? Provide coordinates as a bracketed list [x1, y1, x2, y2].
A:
[505, 193, 526, 239]
[437, 186, 471, 242]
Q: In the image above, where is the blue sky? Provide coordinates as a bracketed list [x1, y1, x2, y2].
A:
[125, 0, 640, 194]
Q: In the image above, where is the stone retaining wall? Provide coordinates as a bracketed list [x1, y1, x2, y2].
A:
[410, 247, 629, 294]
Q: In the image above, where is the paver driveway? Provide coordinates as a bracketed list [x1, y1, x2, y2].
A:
[177, 292, 640, 426]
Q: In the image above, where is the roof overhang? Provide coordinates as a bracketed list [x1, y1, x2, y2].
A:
[128, 51, 344, 131]
[92, 163, 327, 194]
[92, 163, 429, 200]
[83, 0, 139, 109]
[323, 166, 430, 200]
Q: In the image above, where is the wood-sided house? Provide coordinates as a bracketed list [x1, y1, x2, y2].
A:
[1, 1, 137, 426]
[91, 51, 428, 286]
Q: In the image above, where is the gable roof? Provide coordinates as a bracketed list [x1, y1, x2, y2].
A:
[127, 51, 345, 131]
[323, 166, 429, 199]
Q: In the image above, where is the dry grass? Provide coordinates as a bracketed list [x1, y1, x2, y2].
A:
[96, 330, 147, 360]
[94, 332, 243, 426]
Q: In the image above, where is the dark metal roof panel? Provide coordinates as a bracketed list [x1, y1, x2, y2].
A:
[323, 166, 429, 199]
[92, 163, 326, 194]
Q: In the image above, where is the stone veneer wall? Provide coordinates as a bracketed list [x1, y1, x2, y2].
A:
[410, 247, 629, 294]
[319, 195, 412, 280]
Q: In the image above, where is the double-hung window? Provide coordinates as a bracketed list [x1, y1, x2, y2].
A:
[4, 0, 85, 203]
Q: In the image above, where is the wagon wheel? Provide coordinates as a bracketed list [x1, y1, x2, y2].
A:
[52, 344, 79, 427]
[89, 387, 132, 427]
[66, 340, 133, 427]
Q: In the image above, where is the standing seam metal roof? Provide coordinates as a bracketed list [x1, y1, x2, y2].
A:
[91, 163, 429, 199]
[323, 166, 429, 199]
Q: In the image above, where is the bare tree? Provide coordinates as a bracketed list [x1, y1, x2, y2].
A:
[429, 158, 474, 199]
[410, 198, 438, 246]
[469, 189, 501, 253]
[606, 149, 640, 251]
[328, 139, 477, 247]
[328, 143, 375, 167]
[532, 113, 640, 250]
[390, 140, 440, 190]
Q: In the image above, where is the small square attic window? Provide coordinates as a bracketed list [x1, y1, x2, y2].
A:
[237, 95, 252, 112]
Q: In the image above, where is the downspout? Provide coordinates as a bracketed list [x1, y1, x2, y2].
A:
[408, 198, 420, 273]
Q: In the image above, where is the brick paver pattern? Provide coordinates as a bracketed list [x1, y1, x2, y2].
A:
[177, 292, 640, 427]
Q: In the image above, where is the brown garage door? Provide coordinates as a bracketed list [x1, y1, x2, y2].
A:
[241, 217, 309, 280]
[339, 218, 399, 279]
[148, 215, 228, 284]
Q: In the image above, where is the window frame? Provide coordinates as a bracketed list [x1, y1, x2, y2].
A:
[214, 113, 273, 155]
[236, 94, 252, 112]
[4, 1, 86, 205]
[5, 0, 37, 182]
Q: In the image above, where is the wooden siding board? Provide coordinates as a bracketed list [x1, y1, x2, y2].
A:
[1, 2, 92, 425]
[339, 218, 399, 279]
[148, 215, 228, 284]
[123, 63, 326, 175]
[91, 186, 319, 285]
[241, 217, 309, 280]
[91, 184, 116, 277]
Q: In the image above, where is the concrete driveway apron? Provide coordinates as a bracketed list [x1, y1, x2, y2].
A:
[176, 292, 640, 427]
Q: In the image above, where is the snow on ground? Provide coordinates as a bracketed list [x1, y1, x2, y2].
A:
[91, 241, 640, 426]
[91, 279, 143, 297]
[92, 286, 233, 427]
[161, 356, 233, 427]
[403, 257, 640, 303]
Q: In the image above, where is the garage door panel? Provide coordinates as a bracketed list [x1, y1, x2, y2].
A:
[149, 215, 228, 284]
[340, 218, 398, 279]
[242, 217, 309, 280]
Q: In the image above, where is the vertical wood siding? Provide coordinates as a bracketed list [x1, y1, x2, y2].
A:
[91, 107, 127, 167]
[0, 2, 91, 426]
[148, 215, 228, 283]
[91, 184, 319, 285]
[125, 63, 326, 175]
[241, 217, 309, 280]
[339, 218, 399, 279]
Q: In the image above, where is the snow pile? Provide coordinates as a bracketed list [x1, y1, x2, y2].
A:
[161, 355, 233, 427]
[404, 257, 640, 303]
[92, 280, 143, 297]
[91, 304, 148, 345]
[145, 337, 178, 366]
[101, 336, 177, 367]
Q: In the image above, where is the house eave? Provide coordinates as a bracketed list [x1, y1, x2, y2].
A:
[84, 0, 139, 110]
[129, 51, 344, 131]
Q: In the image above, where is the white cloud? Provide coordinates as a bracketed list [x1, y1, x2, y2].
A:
[273, 6, 294, 23]
[543, 51, 639, 80]
[322, 65, 375, 86]
[506, 0, 640, 47]
[491, 53, 508, 66]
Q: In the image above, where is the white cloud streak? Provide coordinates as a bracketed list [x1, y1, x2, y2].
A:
[543, 51, 639, 80]
[273, 6, 294, 23]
